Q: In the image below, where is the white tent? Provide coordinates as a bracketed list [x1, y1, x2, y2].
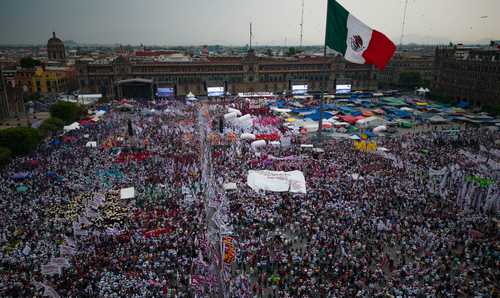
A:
[251, 140, 266, 151]
[350, 135, 361, 140]
[351, 173, 364, 180]
[356, 116, 385, 129]
[95, 110, 106, 117]
[270, 107, 292, 113]
[223, 183, 237, 191]
[224, 112, 238, 121]
[269, 141, 281, 147]
[240, 133, 256, 141]
[186, 92, 198, 101]
[63, 122, 80, 132]
[85, 141, 97, 148]
[234, 114, 253, 129]
[373, 125, 387, 134]
[429, 115, 448, 123]
[227, 108, 242, 116]
[120, 187, 135, 199]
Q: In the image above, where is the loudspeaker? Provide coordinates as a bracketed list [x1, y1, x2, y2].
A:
[174, 84, 177, 96]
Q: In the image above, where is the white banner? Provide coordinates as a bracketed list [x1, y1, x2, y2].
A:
[247, 170, 307, 194]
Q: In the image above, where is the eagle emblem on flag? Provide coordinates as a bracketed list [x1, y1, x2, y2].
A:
[350, 35, 364, 52]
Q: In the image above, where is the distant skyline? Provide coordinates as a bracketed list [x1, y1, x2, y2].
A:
[1, 0, 499, 46]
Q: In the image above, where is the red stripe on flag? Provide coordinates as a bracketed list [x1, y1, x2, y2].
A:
[362, 30, 396, 70]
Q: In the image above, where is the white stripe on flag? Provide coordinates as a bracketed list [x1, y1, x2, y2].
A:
[344, 14, 373, 64]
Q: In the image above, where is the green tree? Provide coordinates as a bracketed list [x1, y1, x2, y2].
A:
[266, 49, 273, 56]
[49, 101, 85, 124]
[19, 57, 42, 69]
[39, 117, 65, 138]
[0, 127, 41, 156]
[398, 72, 422, 89]
[0, 146, 12, 167]
[287, 47, 297, 56]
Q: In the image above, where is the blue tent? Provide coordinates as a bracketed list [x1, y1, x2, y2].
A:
[364, 130, 376, 138]
[305, 111, 334, 121]
[322, 103, 337, 110]
[291, 107, 316, 114]
[339, 107, 356, 114]
[457, 100, 470, 109]
[12, 172, 31, 180]
[274, 100, 286, 108]
[49, 139, 62, 146]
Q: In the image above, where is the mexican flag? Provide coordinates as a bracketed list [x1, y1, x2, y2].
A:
[325, 0, 396, 70]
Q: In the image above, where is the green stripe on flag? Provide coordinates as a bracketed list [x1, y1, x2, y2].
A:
[325, 0, 349, 55]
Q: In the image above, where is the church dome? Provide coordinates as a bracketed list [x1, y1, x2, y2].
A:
[48, 32, 63, 45]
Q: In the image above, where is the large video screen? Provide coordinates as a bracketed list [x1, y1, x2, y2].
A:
[207, 86, 225, 97]
[336, 84, 352, 94]
[156, 87, 175, 97]
[292, 84, 308, 95]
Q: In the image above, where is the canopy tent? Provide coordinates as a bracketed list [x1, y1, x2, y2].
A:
[373, 125, 387, 134]
[227, 108, 242, 116]
[240, 133, 256, 141]
[251, 140, 267, 151]
[85, 141, 97, 148]
[429, 115, 448, 124]
[355, 116, 385, 129]
[247, 170, 307, 194]
[63, 122, 80, 132]
[223, 183, 238, 191]
[12, 172, 31, 180]
[120, 187, 135, 199]
[304, 110, 334, 121]
[338, 115, 357, 125]
[224, 112, 238, 121]
[186, 92, 198, 101]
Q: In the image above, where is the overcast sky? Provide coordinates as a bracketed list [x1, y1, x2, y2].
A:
[1, 0, 498, 45]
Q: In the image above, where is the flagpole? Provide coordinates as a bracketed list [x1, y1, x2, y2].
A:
[318, 1, 330, 144]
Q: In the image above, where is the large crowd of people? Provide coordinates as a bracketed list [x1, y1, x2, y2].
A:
[0, 99, 498, 297]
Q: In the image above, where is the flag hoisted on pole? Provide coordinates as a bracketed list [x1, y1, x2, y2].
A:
[325, 0, 396, 70]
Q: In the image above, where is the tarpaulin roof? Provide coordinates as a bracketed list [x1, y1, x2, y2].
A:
[338, 115, 357, 125]
[304, 110, 333, 121]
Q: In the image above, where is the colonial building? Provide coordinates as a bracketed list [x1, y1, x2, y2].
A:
[76, 50, 377, 99]
[31, 66, 69, 95]
[47, 32, 66, 62]
[377, 52, 434, 88]
[433, 45, 500, 107]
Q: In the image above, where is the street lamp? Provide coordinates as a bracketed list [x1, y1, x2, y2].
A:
[22, 85, 31, 127]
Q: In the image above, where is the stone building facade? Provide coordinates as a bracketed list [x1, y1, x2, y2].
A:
[76, 51, 377, 98]
[377, 52, 434, 88]
[433, 45, 500, 106]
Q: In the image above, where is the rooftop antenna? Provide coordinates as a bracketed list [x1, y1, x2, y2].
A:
[399, 0, 409, 47]
[300, 0, 305, 48]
